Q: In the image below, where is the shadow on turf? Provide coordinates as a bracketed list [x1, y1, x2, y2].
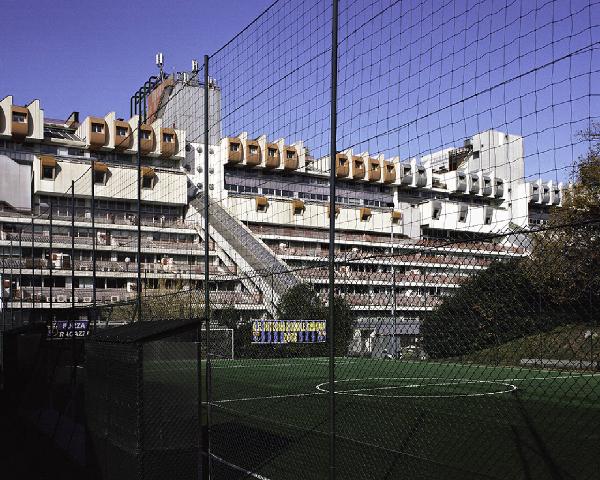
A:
[211, 421, 293, 478]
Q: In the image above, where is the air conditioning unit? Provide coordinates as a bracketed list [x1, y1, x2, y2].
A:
[111, 295, 120, 303]
[83, 296, 92, 303]
[57, 295, 66, 303]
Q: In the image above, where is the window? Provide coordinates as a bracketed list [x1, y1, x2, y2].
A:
[163, 133, 174, 143]
[230, 142, 240, 152]
[268, 148, 277, 157]
[116, 126, 128, 136]
[12, 112, 26, 123]
[42, 166, 55, 180]
[142, 176, 154, 189]
[286, 150, 295, 159]
[140, 130, 151, 140]
[94, 170, 107, 185]
[249, 145, 258, 155]
[473, 151, 480, 159]
[91, 123, 104, 133]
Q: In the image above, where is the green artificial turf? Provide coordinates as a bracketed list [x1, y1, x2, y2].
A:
[144, 357, 600, 479]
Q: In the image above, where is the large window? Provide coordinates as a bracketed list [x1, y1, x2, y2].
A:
[91, 123, 104, 133]
[116, 126, 128, 137]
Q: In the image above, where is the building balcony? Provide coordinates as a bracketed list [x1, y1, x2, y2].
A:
[11, 106, 30, 137]
[541, 186, 551, 203]
[399, 163, 413, 186]
[469, 173, 480, 194]
[383, 161, 396, 184]
[368, 158, 381, 182]
[139, 124, 156, 154]
[160, 128, 178, 158]
[456, 172, 467, 192]
[352, 156, 365, 179]
[255, 195, 268, 211]
[292, 199, 305, 213]
[226, 137, 243, 164]
[482, 175, 493, 196]
[265, 143, 280, 168]
[114, 120, 133, 150]
[495, 178, 504, 198]
[552, 187, 561, 205]
[245, 140, 261, 166]
[88, 117, 108, 148]
[284, 146, 298, 170]
[414, 166, 427, 187]
[336, 153, 349, 178]
[360, 207, 372, 221]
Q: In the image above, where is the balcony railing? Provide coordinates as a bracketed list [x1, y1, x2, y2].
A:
[0, 258, 236, 276]
[11, 287, 262, 305]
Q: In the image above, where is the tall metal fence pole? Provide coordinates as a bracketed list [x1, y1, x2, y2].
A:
[49, 198, 53, 329]
[203, 53, 212, 478]
[31, 215, 35, 314]
[18, 228, 22, 322]
[137, 116, 143, 321]
[91, 160, 97, 325]
[9, 231, 14, 328]
[328, 0, 339, 478]
[71, 181, 76, 313]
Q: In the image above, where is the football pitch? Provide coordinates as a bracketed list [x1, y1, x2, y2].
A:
[151, 357, 600, 479]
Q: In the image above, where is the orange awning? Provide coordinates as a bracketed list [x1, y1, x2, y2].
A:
[40, 156, 57, 167]
[141, 166, 155, 178]
[93, 161, 108, 172]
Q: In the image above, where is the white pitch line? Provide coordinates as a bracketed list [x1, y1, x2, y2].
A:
[210, 453, 272, 480]
[213, 391, 327, 404]
[210, 360, 357, 370]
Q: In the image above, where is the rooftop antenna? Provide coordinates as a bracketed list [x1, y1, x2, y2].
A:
[156, 52, 164, 79]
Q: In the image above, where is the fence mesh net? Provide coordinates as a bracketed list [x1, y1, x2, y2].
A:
[1, 0, 599, 479]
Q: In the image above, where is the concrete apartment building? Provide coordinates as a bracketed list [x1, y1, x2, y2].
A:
[0, 73, 562, 353]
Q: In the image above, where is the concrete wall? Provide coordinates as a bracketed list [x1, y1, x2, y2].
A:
[32, 157, 188, 205]
[0, 154, 31, 210]
[225, 196, 396, 233]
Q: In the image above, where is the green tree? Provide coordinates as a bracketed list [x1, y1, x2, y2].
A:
[421, 260, 550, 359]
[529, 122, 600, 315]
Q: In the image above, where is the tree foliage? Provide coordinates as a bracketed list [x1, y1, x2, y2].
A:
[423, 125, 600, 359]
[422, 260, 552, 358]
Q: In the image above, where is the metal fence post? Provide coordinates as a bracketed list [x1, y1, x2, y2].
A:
[137, 116, 143, 322]
[91, 160, 97, 325]
[19, 228, 22, 324]
[203, 53, 212, 479]
[31, 215, 35, 314]
[49, 198, 53, 330]
[328, 0, 339, 478]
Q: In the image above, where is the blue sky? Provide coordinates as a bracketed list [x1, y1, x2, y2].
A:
[0, 0, 274, 120]
[1, 0, 598, 182]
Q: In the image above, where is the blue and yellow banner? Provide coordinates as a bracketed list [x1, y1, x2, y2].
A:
[251, 320, 326, 344]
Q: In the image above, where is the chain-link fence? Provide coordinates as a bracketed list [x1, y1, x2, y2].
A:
[1, 0, 599, 479]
